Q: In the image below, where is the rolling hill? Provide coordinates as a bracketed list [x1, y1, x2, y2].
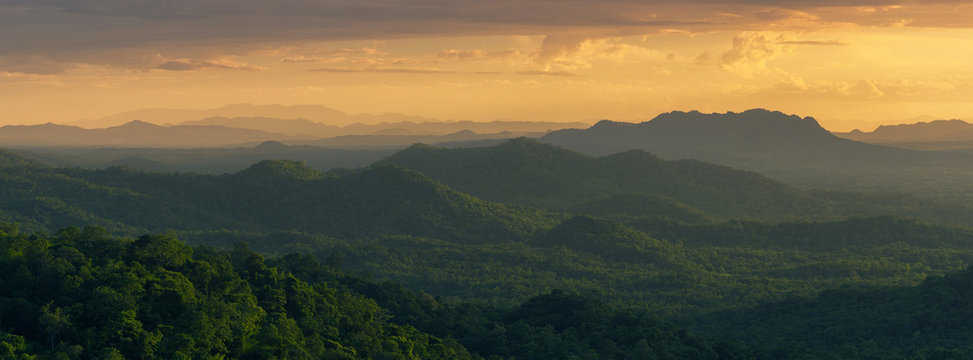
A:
[0, 149, 557, 242]
[376, 138, 973, 225]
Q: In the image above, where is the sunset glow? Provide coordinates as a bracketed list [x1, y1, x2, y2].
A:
[2, 1, 972, 131]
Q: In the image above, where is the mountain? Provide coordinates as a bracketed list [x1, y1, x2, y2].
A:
[542, 108, 907, 159]
[0, 120, 299, 147]
[834, 119, 973, 150]
[16, 141, 396, 174]
[301, 130, 544, 148]
[179, 115, 586, 138]
[74, 103, 351, 128]
[76, 103, 460, 128]
[180, 116, 344, 136]
[540, 109, 973, 200]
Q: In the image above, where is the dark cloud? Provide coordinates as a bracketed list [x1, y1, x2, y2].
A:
[156, 59, 263, 71]
[0, 0, 969, 72]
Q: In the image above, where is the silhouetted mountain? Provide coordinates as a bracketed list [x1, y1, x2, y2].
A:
[74, 103, 350, 128]
[0, 120, 297, 147]
[77, 103, 588, 132]
[302, 130, 545, 148]
[177, 115, 584, 139]
[543, 109, 894, 158]
[16, 141, 396, 174]
[540, 109, 973, 199]
[181, 116, 343, 136]
[834, 119, 973, 151]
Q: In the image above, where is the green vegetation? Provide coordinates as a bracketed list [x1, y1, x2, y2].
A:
[377, 138, 973, 226]
[4, 141, 973, 358]
[698, 267, 973, 359]
[0, 225, 747, 359]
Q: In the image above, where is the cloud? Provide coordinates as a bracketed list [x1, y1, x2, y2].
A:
[310, 67, 455, 74]
[720, 33, 794, 76]
[1, 0, 971, 73]
[776, 40, 849, 46]
[516, 70, 578, 77]
[436, 49, 524, 62]
[155, 58, 263, 72]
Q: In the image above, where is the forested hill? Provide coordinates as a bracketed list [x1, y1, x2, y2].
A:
[375, 138, 973, 226]
[0, 152, 557, 242]
[377, 138, 821, 221]
[697, 266, 973, 358]
[0, 149, 46, 168]
[0, 224, 749, 359]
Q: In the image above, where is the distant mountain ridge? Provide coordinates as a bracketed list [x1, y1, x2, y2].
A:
[543, 109, 872, 157]
[73, 103, 588, 131]
[835, 119, 973, 144]
[0, 120, 302, 147]
[540, 109, 973, 199]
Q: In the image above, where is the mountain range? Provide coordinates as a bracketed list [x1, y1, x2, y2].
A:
[183, 115, 582, 138]
[834, 119, 973, 150]
[72, 103, 588, 131]
[0, 120, 303, 147]
[539, 109, 973, 200]
[6, 137, 973, 358]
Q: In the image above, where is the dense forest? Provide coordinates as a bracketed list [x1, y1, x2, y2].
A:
[3, 139, 973, 358]
[0, 224, 748, 359]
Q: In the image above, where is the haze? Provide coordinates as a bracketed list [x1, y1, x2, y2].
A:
[2, 1, 972, 131]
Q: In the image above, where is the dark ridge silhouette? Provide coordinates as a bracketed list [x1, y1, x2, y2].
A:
[0, 121, 295, 147]
[540, 109, 973, 199]
[835, 119, 973, 149]
[543, 109, 881, 158]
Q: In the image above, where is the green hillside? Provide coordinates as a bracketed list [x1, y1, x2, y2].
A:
[0, 152, 557, 243]
[0, 225, 749, 360]
[697, 267, 973, 358]
[376, 138, 973, 226]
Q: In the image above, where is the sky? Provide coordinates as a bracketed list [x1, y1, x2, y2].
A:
[1, 0, 972, 131]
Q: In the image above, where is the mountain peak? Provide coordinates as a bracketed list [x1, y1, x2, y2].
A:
[253, 140, 290, 151]
[117, 119, 161, 128]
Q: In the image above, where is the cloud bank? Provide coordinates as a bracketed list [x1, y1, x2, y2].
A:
[2, 0, 970, 73]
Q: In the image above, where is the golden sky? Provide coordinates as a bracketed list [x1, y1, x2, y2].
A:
[1, 1, 972, 131]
